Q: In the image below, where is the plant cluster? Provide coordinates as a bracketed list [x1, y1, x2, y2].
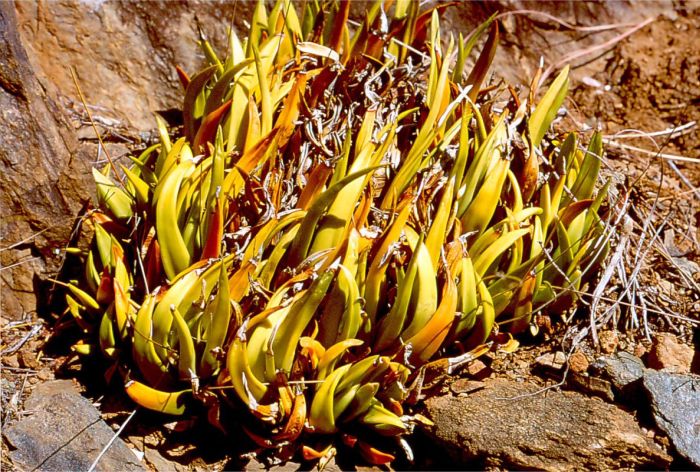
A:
[59, 0, 611, 465]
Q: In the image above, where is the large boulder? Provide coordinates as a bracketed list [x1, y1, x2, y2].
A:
[643, 370, 700, 467]
[13, 0, 255, 131]
[0, 2, 93, 320]
[4, 380, 144, 471]
[421, 378, 672, 470]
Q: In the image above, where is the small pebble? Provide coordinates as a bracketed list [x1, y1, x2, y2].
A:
[646, 333, 693, 373]
[466, 360, 491, 380]
[569, 351, 589, 374]
[18, 351, 38, 370]
[36, 368, 52, 381]
[599, 330, 619, 354]
[3, 353, 20, 368]
[536, 351, 566, 370]
[450, 379, 485, 396]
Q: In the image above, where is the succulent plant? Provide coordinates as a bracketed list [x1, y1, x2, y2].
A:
[61, 0, 611, 465]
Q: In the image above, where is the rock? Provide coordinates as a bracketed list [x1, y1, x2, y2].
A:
[693, 327, 700, 374]
[243, 456, 342, 472]
[3, 352, 20, 368]
[18, 350, 39, 369]
[643, 370, 700, 467]
[602, 352, 645, 388]
[598, 330, 619, 354]
[450, 379, 486, 396]
[568, 351, 589, 374]
[3, 380, 144, 471]
[591, 352, 645, 404]
[438, 0, 680, 87]
[567, 372, 615, 402]
[422, 378, 671, 470]
[243, 458, 301, 471]
[465, 359, 491, 380]
[633, 343, 647, 358]
[141, 447, 189, 472]
[0, 2, 94, 320]
[535, 351, 566, 370]
[14, 0, 255, 132]
[36, 366, 53, 381]
[647, 333, 694, 373]
[671, 256, 700, 281]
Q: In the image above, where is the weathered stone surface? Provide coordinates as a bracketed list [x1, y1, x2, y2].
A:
[647, 333, 695, 374]
[567, 372, 615, 402]
[136, 444, 189, 472]
[535, 351, 566, 370]
[243, 456, 342, 472]
[450, 379, 486, 396]
[244, 458, 303, 471]
[601, 352, 645, 388]
[643, 370, 700, 467]
[598, 330, 620, 355]
[4, 380, 144, 471]
[568, 351, 589, 374]
[422, 378, 672, 470]
[591, 351, 645, 404]
[14, 0, 255, 132]
[0, 2, 94, 320]
[439, 1, 683, 88]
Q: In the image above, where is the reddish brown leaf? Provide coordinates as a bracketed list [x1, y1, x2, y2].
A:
[193, 99, 232, 155]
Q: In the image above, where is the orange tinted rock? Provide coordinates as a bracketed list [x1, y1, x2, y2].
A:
[569, 351, 590, 374]
[598, 330, 619, 354]
[647, 334, 694, 374]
